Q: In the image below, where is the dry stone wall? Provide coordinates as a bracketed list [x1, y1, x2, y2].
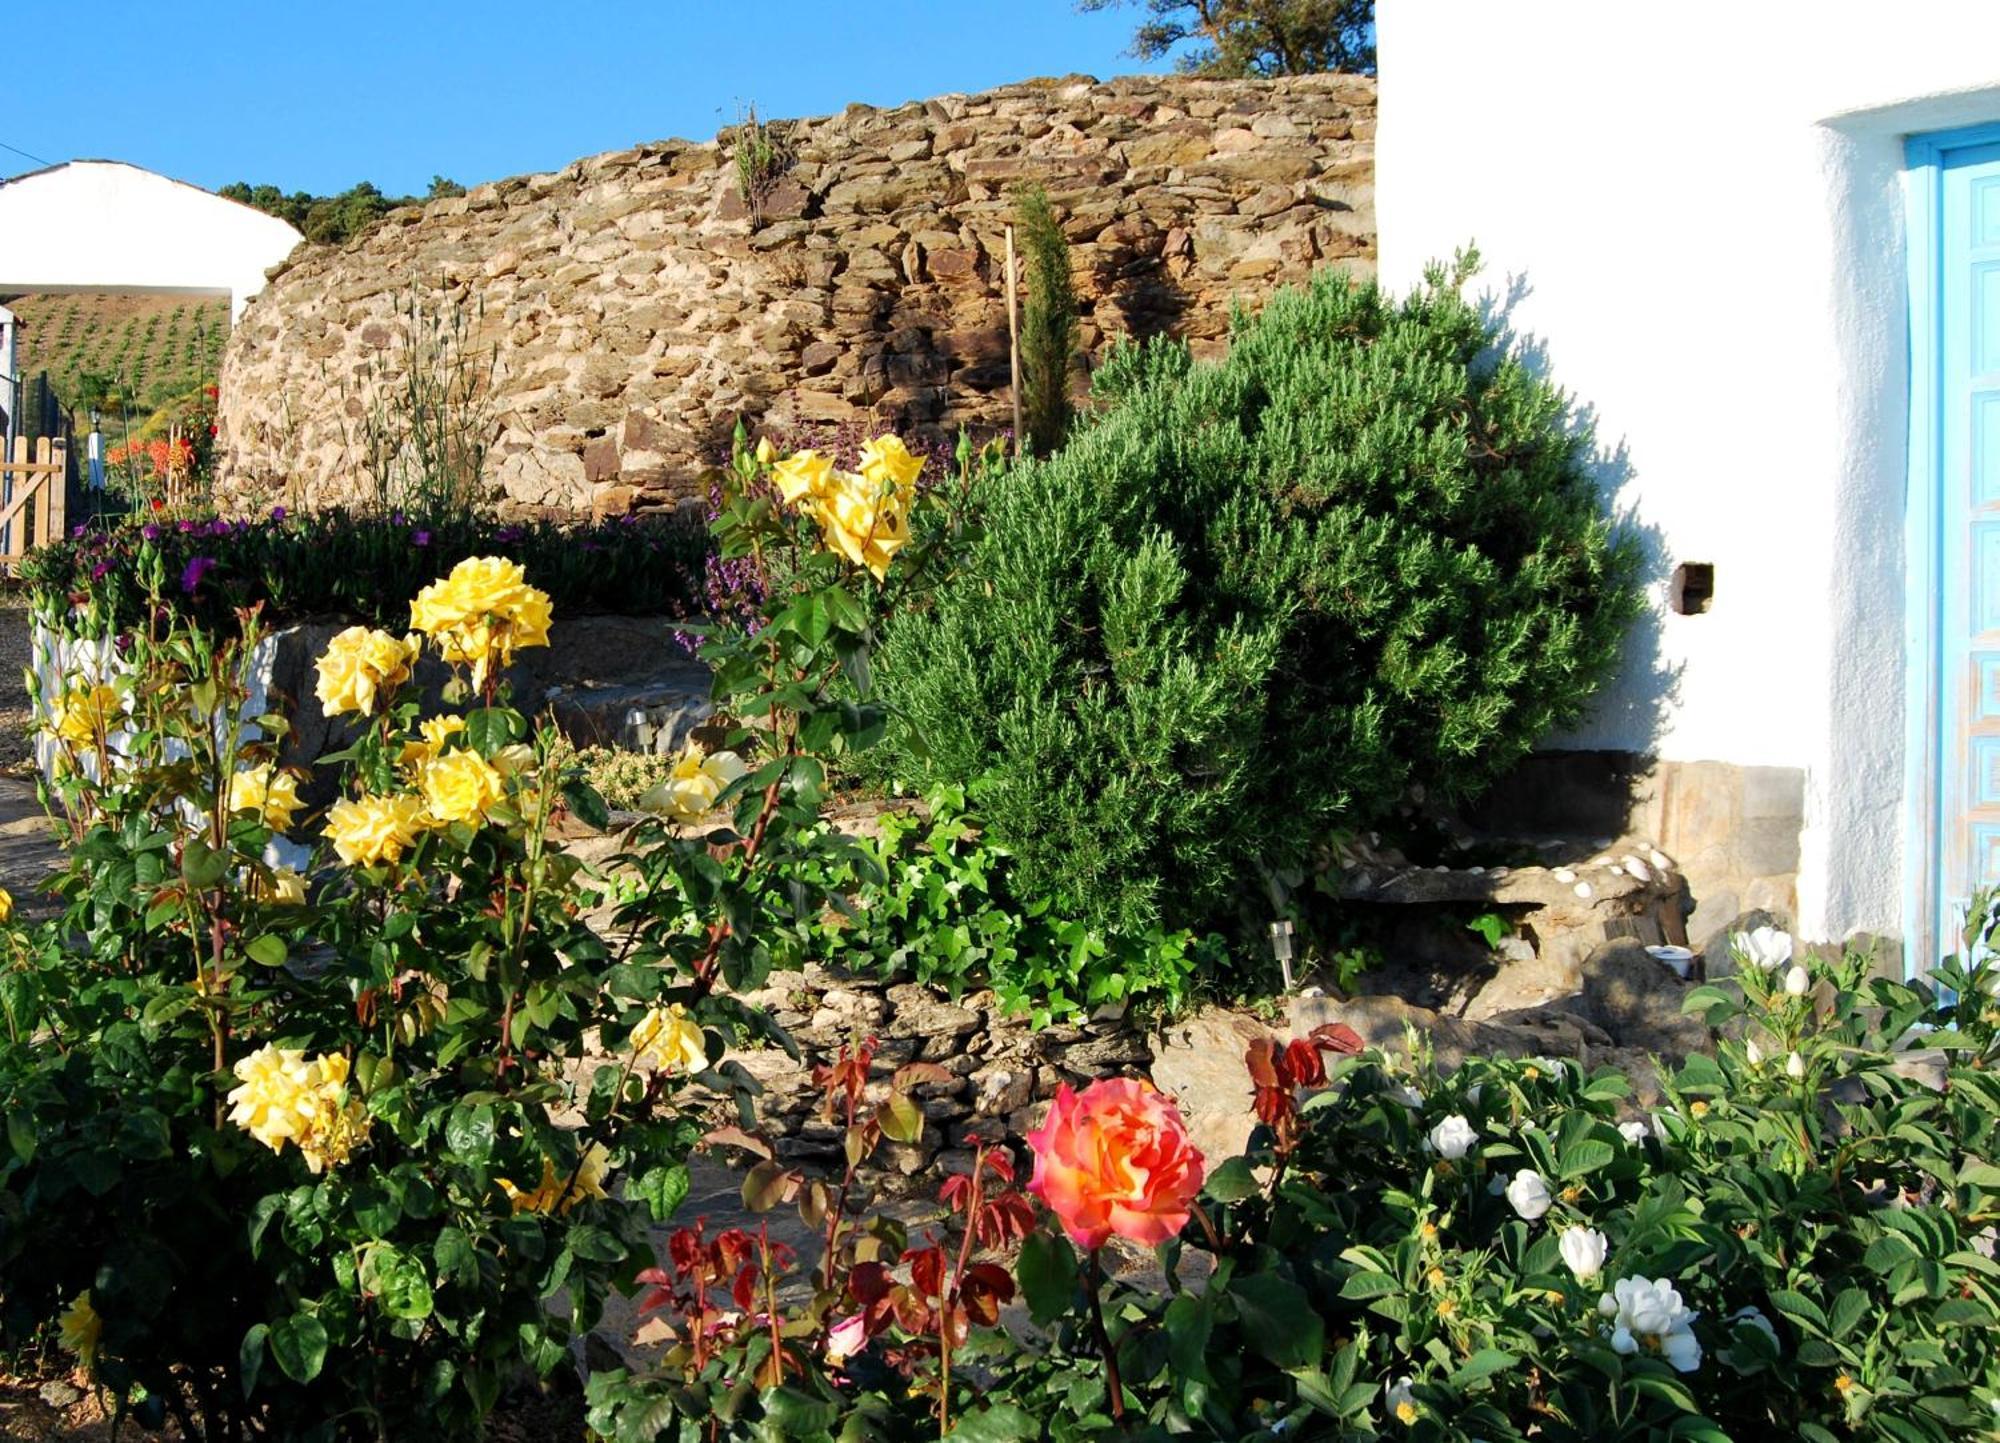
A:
[216, 72, 1375, 517]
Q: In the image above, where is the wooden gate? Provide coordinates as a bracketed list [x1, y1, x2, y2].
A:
[0, 436, 68, 571]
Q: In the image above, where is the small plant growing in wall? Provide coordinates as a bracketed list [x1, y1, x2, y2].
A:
[732, 103, 792, 227]
[1014, 184, 1079, 456]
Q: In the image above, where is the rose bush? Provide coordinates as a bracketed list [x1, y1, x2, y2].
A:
[0, 423, 942, 1439]
[591, 919, 2000, 1442]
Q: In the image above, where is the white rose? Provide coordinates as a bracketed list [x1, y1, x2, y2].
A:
[1733, 925, 1793, 971]
[1783, 965, 1810, 996]
[1559, 1226, 1609, 1281]
[1600, 1276, 1702, 1373]
[1786, 1051, 1805, 1079]
[1618, 1120, 1649, 1145]
[1745, 1038, 1764, 1066]
[1389, 1084, 1424, 1110]
[1505, 1169, 1552, 1220]
[1427, 1115, 1478, 1159]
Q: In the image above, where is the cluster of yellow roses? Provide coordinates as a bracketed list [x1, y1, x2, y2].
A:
[410, 555, 554, 689]
[768, 434, 925, 581]
[226, 1043, 373, 1175]
[314, 558, 554, 867]
[498, 1142, 611, 1216]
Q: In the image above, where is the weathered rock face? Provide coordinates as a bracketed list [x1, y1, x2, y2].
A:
[216, 72, 1376, 518]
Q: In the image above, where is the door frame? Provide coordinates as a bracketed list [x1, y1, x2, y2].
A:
[1905, 122, 2000, 977]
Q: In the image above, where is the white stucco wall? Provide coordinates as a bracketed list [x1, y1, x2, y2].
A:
[0, 161, 301, 318]
[1378, 0, 2000, 943]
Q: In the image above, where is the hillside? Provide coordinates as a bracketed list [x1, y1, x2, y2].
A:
[1, 292, 229, 416]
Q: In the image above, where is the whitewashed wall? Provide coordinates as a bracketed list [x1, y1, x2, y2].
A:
[1377, 0, 2000, 943]
[0, 161, 301, 318]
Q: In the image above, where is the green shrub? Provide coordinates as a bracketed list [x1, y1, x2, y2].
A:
[877, 256, 1643, 934]
[786, 787, 1216, 1025]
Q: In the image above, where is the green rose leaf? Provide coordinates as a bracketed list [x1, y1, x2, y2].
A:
[360, 1243, 434, 1321]
[270, 1311, 328, 1383]
[947, 1403, 1038, 1441]
[759, 1386, 838, 1434]
[1228, 1271, 1324, 1371]
[1016, 1231, 1078, 1327]
[561, 779, 612, 832]
[1202, 1155, 1260, 1203]
[240, 1322, 269, 1397]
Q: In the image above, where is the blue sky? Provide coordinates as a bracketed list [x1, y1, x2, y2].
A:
[3, 1, 1170, 195]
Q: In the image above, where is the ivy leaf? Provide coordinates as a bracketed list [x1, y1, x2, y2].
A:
[270, 1311, 328, 1383]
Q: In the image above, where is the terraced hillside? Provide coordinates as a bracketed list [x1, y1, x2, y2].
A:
[2, 292, 228, 415]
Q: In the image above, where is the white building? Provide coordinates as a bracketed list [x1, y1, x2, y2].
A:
[1378, 1, 2000, 969]
[0, 160, 301, 320]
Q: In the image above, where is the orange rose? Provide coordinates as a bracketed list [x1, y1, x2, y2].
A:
[1025, 1078, 1205, 1250]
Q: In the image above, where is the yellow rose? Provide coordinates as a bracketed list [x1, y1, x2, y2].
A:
[226, 1044, 370, 1173]
[770, 449, 834, 506]
[228, 765, 304, 833]
[409, 557, 553, 690]
[324, 793, 429, 867]
[315, 626, 419, 718]
[858, 434, 926, 494]
[421, 747, 505, 826]
[47, 683, 122, 745]
[498, 1142, 610, 1215]
[0, 887, 12, 924]
[58, 1291, 100, 1370]
[755, 435, 777, 465]
[630, 1003, 709, 1073]
[226, 1044, 318, 1153]
[254, 867, 308, 906]
[816, 467, 912, 581]
[398, 714, 467, 773]
[638, 741, 748, 822]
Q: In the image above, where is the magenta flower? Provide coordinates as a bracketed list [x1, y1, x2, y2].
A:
[181, 556, 217, 594]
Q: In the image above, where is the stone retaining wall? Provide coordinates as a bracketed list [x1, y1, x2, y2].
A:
[216, 72, 1376, 518]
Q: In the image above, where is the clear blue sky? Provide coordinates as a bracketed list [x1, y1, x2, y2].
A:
[2, 1, 1171, 195]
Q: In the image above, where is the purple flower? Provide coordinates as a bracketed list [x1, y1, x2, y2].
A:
[393, 511, 406, 526]
[90, 562, 110, 581]
[140, 524, 161, 541]
[270, 506, 287, 521]
[177, 520, 197, 534]
[114, 633, 135, 656]
[413, 530, 431, 548]
[495, 525, 524, 543]
[181, 556, 217, 595]
[71, 524, 86, 540]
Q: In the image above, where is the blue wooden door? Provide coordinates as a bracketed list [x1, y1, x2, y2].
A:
[1925, 139, 2000, 968]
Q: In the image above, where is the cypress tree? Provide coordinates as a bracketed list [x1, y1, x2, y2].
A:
[1013, 186, 1078, 456]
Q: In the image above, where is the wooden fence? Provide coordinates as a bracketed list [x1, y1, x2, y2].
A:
[0, 436, 68, 571]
